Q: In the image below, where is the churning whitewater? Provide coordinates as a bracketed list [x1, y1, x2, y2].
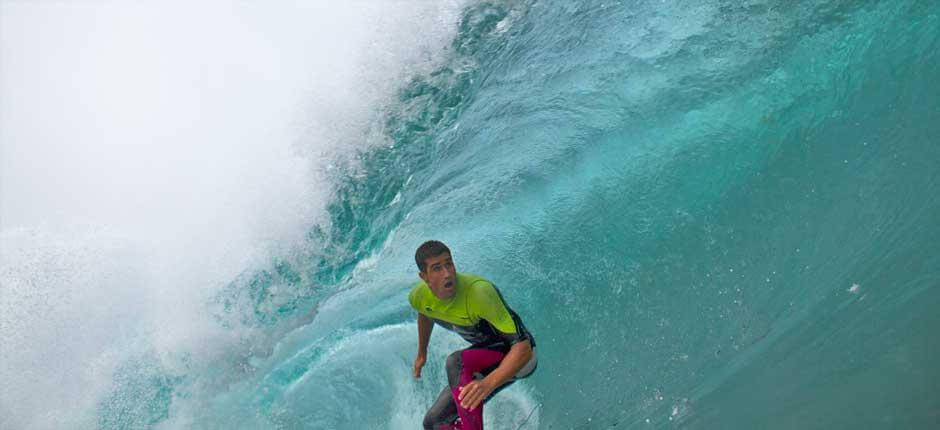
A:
[2, 1, 938, 429]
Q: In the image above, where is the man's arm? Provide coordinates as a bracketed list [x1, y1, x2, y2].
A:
[482, 339, 532, 387]
[458, 339, 532, 410]
[413, 313, 433, 378]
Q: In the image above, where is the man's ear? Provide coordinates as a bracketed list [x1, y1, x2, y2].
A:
[418, 271, 428, 283]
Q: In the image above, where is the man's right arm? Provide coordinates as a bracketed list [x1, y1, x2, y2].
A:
[417, 313, 433, 354]
[414, 313, 433, 378]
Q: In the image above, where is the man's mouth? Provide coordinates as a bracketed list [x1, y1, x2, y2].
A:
[443, 280, 455, 289]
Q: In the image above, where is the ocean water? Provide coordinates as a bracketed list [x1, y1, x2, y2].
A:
[2, 0, 939, 429]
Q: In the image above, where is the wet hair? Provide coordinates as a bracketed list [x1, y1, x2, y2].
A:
[415, 240, 451, 272]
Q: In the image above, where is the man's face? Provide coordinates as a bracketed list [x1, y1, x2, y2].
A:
[419, 253, 457, 300]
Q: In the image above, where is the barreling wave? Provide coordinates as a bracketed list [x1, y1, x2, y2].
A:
[81, 0, 940, 428]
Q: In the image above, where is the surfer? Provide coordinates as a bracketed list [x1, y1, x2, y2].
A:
[410, 240, 537, 430]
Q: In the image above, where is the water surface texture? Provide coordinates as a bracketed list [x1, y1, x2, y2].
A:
[3, 1, 939, 429]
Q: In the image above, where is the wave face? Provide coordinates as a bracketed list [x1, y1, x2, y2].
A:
[5, 0, 940, 428]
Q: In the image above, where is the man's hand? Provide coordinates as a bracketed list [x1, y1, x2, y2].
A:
[413, 353, 427, 378]
[414, 314, 432, 379]
[458, 379, 496, 411]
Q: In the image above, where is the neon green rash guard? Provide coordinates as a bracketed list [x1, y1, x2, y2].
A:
[409, 273, 535, 351]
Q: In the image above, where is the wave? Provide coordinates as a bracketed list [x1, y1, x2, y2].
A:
[4, 0, 939, 428]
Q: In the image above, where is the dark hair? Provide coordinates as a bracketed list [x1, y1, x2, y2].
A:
[415, 240, 451, 272]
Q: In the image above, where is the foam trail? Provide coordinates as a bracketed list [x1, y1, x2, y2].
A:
[182, 321, 539, 429]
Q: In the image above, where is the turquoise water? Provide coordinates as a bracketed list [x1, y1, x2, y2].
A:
[76, 0, 940, 428]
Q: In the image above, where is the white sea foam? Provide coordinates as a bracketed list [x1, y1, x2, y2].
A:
[0, 1, 466, 428]
[261, 322, 540, 430]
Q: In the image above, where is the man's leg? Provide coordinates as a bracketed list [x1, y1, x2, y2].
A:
[446, 348, 507, 430]
[423, 385, 459, 430]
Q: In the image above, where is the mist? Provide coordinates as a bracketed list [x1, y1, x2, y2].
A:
[0, 1, 464, 428]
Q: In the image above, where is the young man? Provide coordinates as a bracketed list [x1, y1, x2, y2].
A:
[409, 240, 537, 430]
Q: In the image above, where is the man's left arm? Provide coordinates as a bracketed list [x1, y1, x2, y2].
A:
[458, 339, 532, 410]
[457, 282, 534, 410]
